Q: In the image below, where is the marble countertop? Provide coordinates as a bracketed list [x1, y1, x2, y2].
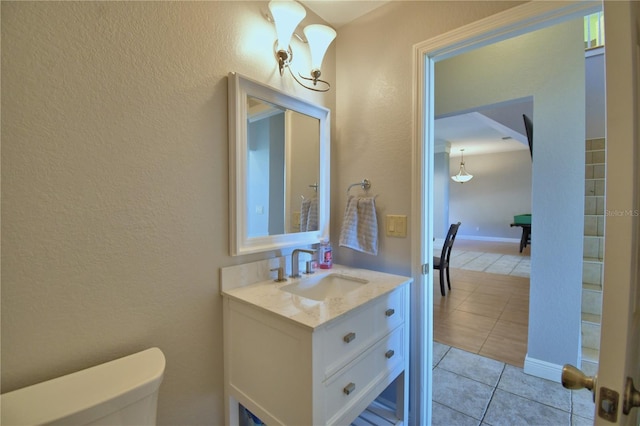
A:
[221, 265, 412, 330]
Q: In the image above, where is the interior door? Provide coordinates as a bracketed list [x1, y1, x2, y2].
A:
[593, 1, 639, 424]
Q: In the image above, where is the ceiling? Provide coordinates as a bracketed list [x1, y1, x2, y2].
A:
[436, 99, 533, 157]
[297, 1, 532, 158]
[299, 0, 391, 28]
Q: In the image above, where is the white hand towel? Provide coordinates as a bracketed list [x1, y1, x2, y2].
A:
[339, 196, 378, 255]
[300, 198, 318, 232]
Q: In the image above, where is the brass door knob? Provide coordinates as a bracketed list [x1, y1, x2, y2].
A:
[623, 377, 640, 415]
[561, 364, 595, 391]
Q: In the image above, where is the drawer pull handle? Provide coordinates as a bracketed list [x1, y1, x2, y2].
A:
[343, 332, 356, 343]
[385, 349, 395, 359]
[385, 308, 395, 317]
[343, 382, 356, 395]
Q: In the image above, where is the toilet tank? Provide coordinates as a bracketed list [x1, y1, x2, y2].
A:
[0, 347, 165, 426]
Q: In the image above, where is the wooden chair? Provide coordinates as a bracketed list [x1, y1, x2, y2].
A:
[434, 222, 461, 296]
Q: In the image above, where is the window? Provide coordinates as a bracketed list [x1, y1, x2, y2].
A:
[584, 12, 604, 49]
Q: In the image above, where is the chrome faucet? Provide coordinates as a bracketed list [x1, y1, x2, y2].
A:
[270, 266, 287, 282]
[290, 249, 316, 278]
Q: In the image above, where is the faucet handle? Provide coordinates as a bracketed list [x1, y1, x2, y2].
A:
[304, 260, 315, 275]
[270, 267, 287, 282]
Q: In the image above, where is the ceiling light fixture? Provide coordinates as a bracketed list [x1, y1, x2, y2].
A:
[268, 0, 336, 92]
[451, 149, 474, 183]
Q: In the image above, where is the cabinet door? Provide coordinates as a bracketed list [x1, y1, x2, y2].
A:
[226, 300, 314, 425]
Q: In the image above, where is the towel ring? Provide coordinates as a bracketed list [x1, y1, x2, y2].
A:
[347, 179, 371, 194]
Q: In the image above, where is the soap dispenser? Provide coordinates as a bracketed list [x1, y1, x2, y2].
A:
[318, 240, 333, 269]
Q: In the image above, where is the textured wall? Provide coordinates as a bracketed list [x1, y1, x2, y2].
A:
[333, 1, 522, 274]
[1, 2, 334, 424]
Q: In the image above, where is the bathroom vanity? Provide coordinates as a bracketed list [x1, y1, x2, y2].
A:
[225, 74, 410, 424]
[221, 261, 411, 425]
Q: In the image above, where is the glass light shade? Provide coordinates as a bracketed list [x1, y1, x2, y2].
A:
[303, 24, 336, 71]
[269, 1, 306, 52]
[451, 162, 473, 183]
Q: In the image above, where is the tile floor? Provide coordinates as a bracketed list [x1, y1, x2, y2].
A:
[433, 239, 532, 366]
[432, 342, 596, 425]
[431, 240, 595, 425]
[434, 267, 530, 367]
[449, 239, 531, 277]
[451, 250, 531, 277]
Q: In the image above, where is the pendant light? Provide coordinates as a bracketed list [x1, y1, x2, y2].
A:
[451, 149, 473, 183]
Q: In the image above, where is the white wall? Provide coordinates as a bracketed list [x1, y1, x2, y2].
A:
[435, 19, 586, 368]
[334, 1, 521, 274]
[1, 2, 335, 424]
[449, 150, 532, 240]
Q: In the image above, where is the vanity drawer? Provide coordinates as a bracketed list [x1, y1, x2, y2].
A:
[323, 326, 406, 423]
[320, 287, 405, 378]
[374, 286, 405, 334]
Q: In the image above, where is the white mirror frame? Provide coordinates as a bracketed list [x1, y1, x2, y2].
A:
[228, 72, 330, 256]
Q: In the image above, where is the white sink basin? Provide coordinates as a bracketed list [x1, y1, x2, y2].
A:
[280, 273, 369, 301]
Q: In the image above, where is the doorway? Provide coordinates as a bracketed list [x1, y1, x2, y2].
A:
[409, 2, 603, 423]
[433, 99, 533, 367]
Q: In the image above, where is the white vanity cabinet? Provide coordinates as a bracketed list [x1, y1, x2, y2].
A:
[222, 269, 410, 426]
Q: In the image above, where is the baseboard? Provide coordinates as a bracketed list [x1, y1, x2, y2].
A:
[457, 235, 521, 244]
[523, 355, 563, 383]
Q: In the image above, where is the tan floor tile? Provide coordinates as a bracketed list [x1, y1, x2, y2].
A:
[466, 292, 510, 307]
[456, 300, 503, 319]
[434, 323, 488, 353]
[442, 310, 498, 332]
[434, 287, 472, 302]
[433, 304, 460, 317]
[499, 309, 529, 326]
[479, 334, 527, 367]
[506, 292, 529, 303]
[503, 299, 529, 314]
[434, 295, 467, 310]
[490, 320, 528, 345]
[506, 283, 530, 296]
[434, 240, 530, 367]
[433, 306, 454, 322]
[472, 284, 510, 296]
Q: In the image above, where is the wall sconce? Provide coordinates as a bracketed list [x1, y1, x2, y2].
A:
[268, 0, 336, 92]
[451, 149, 474, 183]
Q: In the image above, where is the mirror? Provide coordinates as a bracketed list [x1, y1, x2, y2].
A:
[228, 72, 330, 256]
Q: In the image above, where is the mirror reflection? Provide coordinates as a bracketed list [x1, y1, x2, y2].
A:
[228, 72, 329, 256]
[246, 97, 320, 237]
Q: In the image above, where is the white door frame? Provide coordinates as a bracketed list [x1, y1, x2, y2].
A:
[410, 1, 600, 423]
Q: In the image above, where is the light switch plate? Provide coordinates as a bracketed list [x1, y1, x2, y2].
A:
[386, 215, 407, 237]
